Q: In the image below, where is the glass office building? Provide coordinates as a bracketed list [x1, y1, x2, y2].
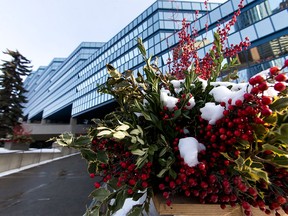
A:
[23, 0, 288, 124]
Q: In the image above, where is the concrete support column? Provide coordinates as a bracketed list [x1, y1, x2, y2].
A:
[41, 119, 47, 125]
[70, 118, 77, 134]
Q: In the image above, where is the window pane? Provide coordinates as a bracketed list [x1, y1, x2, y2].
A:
[271, 10, 288, 31]
[240, 25, 257, 42]
[254, 18, 274, 38]
[220, 1, 233, 17]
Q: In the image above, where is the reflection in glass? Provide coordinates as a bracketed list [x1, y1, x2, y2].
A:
[254, 18, 273, 38]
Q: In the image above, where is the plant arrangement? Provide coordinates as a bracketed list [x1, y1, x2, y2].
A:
[3, 125, 33, 144]
[52, 2, 288, 216]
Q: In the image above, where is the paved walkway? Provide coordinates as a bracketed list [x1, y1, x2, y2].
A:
[0, 154, 99, 216]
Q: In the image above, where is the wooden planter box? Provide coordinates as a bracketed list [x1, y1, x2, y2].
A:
[4, 141, 30, 151]
[152, 194, 288, 216]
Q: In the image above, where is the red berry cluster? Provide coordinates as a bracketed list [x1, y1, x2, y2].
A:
[168, 0, 250, 80]
[90, 138, 152, 195]
[156, 65, 287, 215]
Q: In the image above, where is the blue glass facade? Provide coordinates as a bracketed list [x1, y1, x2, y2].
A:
[23, 0, 288, 123]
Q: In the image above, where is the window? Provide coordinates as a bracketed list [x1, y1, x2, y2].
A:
[209, 8, 222, 23]
[254, 18, 274, 38]
[220, 1, 233, 17]
[240, 25, 257, 42]
[271, 10, 288, 31]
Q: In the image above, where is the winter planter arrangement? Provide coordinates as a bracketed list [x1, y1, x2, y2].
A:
[3, 125, 33, 151]
[52, 3, 288, 216]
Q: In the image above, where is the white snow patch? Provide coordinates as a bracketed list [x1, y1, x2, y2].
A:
[178, 137, 206, 167]
[171, 79, 185, 88]
[160, 88, 178, 111]
[209, 84, 248, 106]
[197, 77, 208, 91]
[112, 192, 146, 216]
[185, 97, 196, 109]
[200, 102, 225, 125]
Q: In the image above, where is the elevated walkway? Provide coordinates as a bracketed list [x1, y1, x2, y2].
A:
[22, 122, 91, 141]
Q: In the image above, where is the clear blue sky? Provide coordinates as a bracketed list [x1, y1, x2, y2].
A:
[0, 0, 226, 70]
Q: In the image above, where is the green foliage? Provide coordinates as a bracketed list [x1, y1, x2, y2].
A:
[52, 37, 288, 215]
[0, 49, 32, 138]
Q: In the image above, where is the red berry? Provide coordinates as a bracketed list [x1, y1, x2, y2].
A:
[261, 96, 272, 105]
[250, 87, 259, 95]
[223, 110, 230, 116]
[185, 190, 191, 197]
[163, 191, 169, 199]
[141, 181, 148, 188]
[258, 82, 268, 91]
[248, 187, 257, 197]
[200, 181, 208, 189]
[94, 182, 101, 188]
[284, 59, 288, 67]
[166, 199, 172, 206]
[159, 184, 165, 190]
[89, 173, 95, 178]
[261, 107, 272, 116]
[270, 66, 280, 76]
[242, 201, 250, 210]
[127, 188, 134, 195]
[141, 174, 148, 181]
[249, 77, 257, 85]
[276, 196, 286, 204]
[169, 181, 176, 189]
[254, 75, 265, 84]
[244, 93, 253, 101]
[209, 175, 217, 184]
[275, 73, 287, 82]
[128, 179, 136, 186]
[274, 82, 286, 91]
[235, 99, 243, 107]
[220, 204, 226, 209]
[198, 163, 206, 170]
[120, 162, 127, 168]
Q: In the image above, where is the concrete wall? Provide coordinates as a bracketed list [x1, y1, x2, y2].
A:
[0, 146, 79, 173]
[23, 123, 90, 135]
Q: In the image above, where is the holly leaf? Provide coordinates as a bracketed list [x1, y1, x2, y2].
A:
[131, 149, 146, 156]
[273, 156, 288, 168]
[115, 124, 130, 131]
[127, 205, 143, 216]
[81, 149, 97, 161]
[97, 151, 108, 163]
[250, 168, 269, 183]
[132, 192, 145, 201]
[74, 136, 91, 146]
[262, 144, 288, 156]
[157, 168, 168, 178]
[113, 131, 127, 139]
[269, 98, 288, 111]
[279, 123, 288, 136]
[90, 188, 111, 202]
[97, 130, 112, 137]
[88, 162, 97, 174]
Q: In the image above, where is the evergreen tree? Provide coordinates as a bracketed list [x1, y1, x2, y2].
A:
[0, 50, 32, 138]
